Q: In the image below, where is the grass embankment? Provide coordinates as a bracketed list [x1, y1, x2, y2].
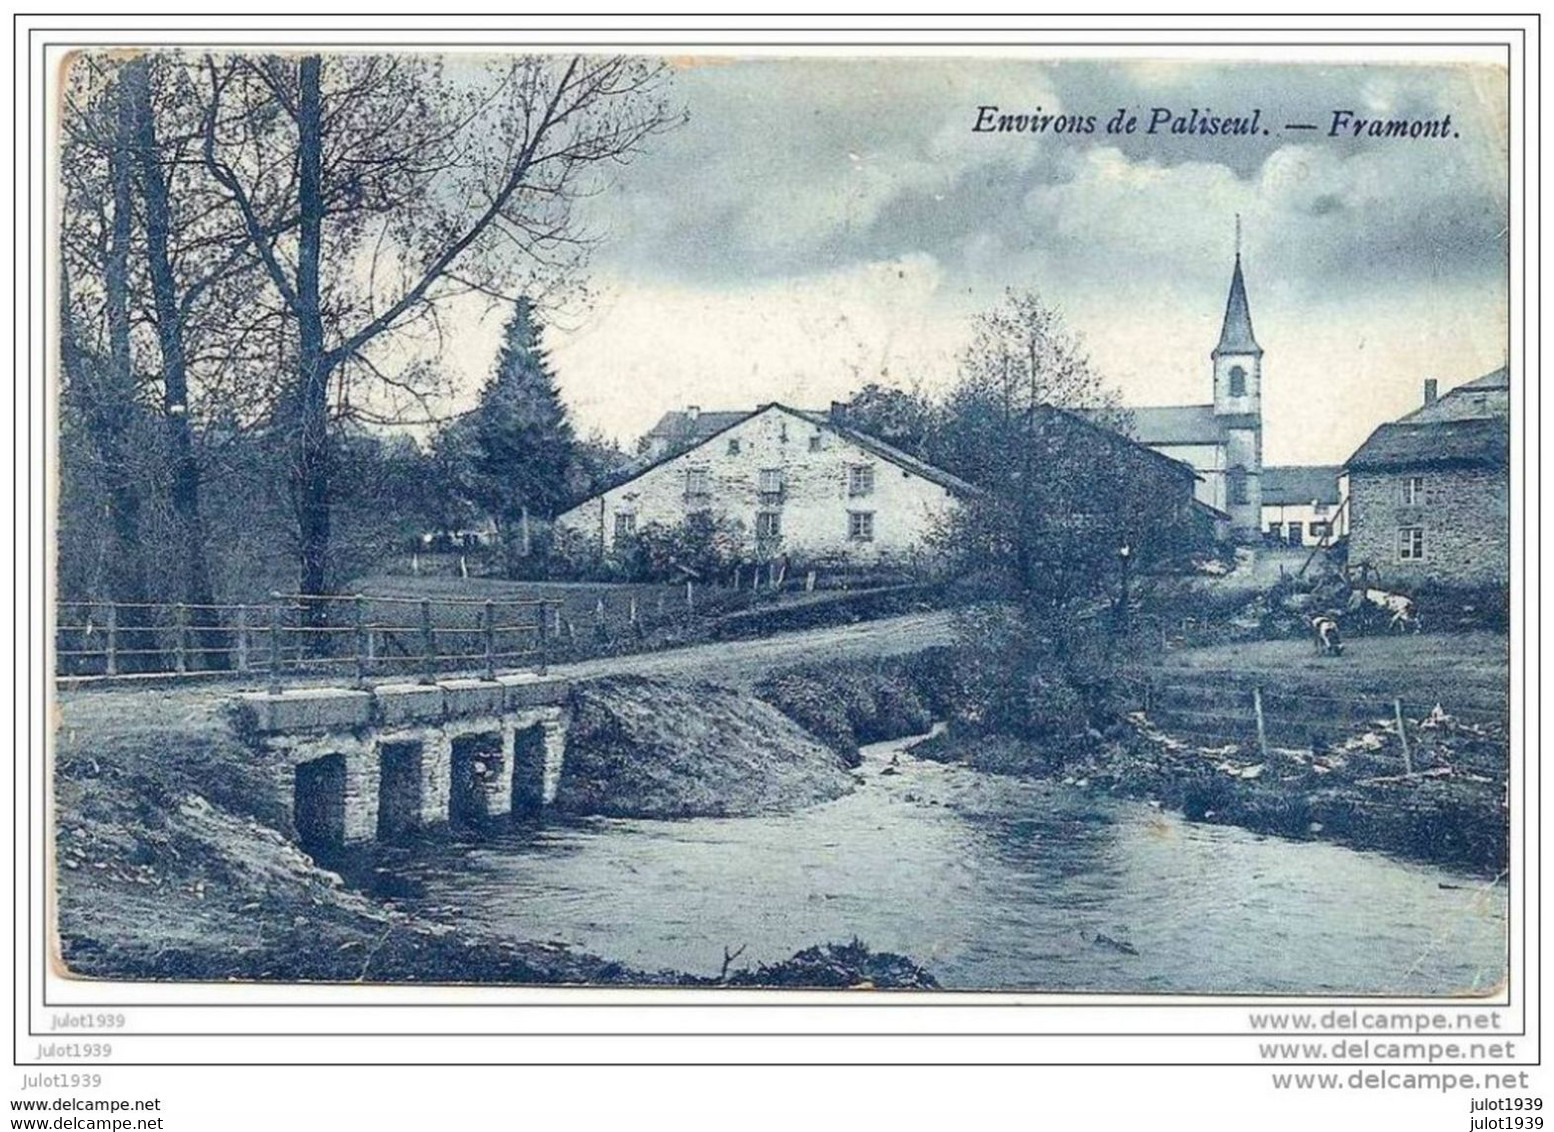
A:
[53, 680, 935, 986]
[556, 676, 855, 817]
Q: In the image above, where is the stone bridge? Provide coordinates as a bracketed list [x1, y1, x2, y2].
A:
[232, 673, 571, 852]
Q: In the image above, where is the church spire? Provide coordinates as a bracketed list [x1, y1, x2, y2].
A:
[1212, 224, 1262, 358]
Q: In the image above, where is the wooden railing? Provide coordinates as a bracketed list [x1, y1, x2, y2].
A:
[55, 593, 563, 690]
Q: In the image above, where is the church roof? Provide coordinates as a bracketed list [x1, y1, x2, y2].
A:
[1120, 403, 1224, 446]
[1261, 465, 1343, 506]
[1213, 255, 1262, 358]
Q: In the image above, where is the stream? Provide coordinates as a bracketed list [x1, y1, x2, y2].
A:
[369, 734, 1507, 993]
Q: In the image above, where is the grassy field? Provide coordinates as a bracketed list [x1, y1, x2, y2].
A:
[1137, 630, 1510, 713]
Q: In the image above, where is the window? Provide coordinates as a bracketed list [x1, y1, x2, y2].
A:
[756, 511, 781, 539]
[809, 434, 823, 452]
[1285, 522, 1303, 545]
[1400, 475, 1423, 505]
[613, 512, 636, 540]
[1310, 521, 1330, 538]
[848, 464, 875, 497]
[848, 511, 875, 541]
[685, 467, 710, 504]
[759, 467, 784, 505]
[1228, 365, 1247, 397]
[727, 438, 741, 455]
[1227, 465, 1249, 506]
[1398, 526, 1426, 561]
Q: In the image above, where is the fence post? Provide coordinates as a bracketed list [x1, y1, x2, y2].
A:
[686, 580, 694, 610]
[483, 600, 495, 681]
[536, 602, 549, 676]
[234, 605, 249, 673]
[419, 599, 436, 685]
[354, 595, 368, 689]
[806, 570, 816, 593]
[1394, 698, 1414, 775]
[267, 594, 282, 696]
[174, 603, 188, 674]
[104, 603, 118, 677]
[1253, 685, 1269, 761]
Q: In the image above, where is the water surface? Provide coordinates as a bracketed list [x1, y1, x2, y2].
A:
[374, 737, 1507, 993]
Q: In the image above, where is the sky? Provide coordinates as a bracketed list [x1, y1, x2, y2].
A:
[433, 54, 1509, 467]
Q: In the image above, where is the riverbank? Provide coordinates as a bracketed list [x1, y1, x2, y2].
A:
[53, 675, 936, 986]
[913, 701, 1508, 873]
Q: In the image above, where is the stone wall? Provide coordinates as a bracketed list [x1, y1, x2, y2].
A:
[1347, 465, 1509, 585]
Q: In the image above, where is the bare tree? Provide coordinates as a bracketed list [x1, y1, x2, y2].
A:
[124, 55, 243, 665]
[931, 290, 1190, 611]
[198, 52, 679, 619]
[57, 60, 161, 666]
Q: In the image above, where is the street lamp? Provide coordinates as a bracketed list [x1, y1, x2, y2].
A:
[1115, 543, 1133, 634]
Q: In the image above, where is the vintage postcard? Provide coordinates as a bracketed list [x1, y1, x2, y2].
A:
[48, 44, 1510, 999]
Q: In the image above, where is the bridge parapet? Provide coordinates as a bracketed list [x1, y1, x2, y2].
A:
[231, 674, 572, 852]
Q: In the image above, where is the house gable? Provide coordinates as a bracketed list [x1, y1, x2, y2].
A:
[556, 404, 965, 562]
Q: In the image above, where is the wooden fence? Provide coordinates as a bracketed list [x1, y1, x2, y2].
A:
[55, 593, 564, 690]
[1121, 677, 1510, 774]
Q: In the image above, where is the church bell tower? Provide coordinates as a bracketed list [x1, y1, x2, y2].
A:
[1212, 218, 1263, 540]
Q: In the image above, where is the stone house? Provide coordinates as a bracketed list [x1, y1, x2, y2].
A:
[1342, 369, 1510, 586]
[555, 403, 978, 566]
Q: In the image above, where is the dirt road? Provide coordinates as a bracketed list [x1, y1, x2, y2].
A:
[556, 609, 955, 686]
[56, 609, 959, 729]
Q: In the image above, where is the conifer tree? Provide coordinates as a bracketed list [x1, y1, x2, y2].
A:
[444, 298, 576, 564]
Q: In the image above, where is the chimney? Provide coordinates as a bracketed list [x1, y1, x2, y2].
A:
[686, 405, 700, 424]
[1423, 379, 1439, 406]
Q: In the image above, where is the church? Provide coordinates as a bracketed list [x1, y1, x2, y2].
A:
[1120, 246, 1265, 541]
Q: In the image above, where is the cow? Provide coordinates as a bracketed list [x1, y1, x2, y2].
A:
[1309, 613, 1344, 657]
[1362, 588, 1419, 633]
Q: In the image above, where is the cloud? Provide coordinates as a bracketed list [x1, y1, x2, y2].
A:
[409, 55, 1509, 469]
[543, 253, 965, 440]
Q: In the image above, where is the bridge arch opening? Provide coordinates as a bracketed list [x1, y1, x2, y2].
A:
[376, 740, 425, 842]
[450, 732, 504, 827]
[294, 753, 347, 853]
[512, 724, 547, 813]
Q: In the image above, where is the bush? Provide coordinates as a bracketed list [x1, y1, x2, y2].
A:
[941, 603, 1102, 745]
[622, 513, 747, 582]
[755, 654, 946, 767]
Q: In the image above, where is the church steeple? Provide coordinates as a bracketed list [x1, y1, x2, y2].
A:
[1209, 216, 1264, 543]
[1213, 247, 1262, 359]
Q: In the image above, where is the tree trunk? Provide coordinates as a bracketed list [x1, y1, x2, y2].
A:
[293, 55, 332, 631]
[127, 57, 226, 669]
[86, 81, 159, 670]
